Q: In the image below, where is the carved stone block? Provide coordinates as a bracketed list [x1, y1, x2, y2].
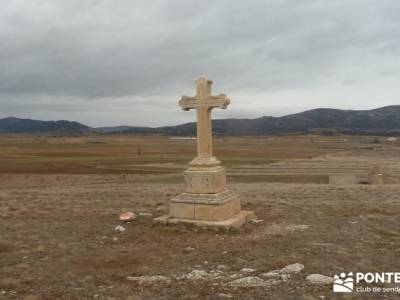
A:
[169, 190, 241, 221]
[184, 166, 226, 194]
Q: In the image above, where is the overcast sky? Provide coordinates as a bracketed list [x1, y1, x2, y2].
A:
[0, 0, 399, 127]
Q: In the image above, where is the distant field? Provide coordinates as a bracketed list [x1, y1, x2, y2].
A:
[0, 134, 371, 175]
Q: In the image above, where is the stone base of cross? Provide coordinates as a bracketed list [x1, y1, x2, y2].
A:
[154, 77, 254, 231]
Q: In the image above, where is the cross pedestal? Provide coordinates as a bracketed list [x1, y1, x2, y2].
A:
[154, 77, 254, 230]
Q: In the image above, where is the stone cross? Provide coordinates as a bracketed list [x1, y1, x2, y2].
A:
[179, 76, 230, 167]
[153, 76, 254, 229]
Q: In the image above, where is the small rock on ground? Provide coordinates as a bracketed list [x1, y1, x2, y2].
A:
[119, 212, 137, 222]
[217, 293, 233, 298]
[114, 225, 126, 232]
[217, 264, 227, 270]
[280, 263, 304, 274]
[227, 277, 280, 288]
[178, 270, 214, 280]
[251, 219, 264, 224]
[260, 271, 281, 279]
[306, 274, 334, 285]
[240, 268, 256, 274]
[183, 246, 195, 252]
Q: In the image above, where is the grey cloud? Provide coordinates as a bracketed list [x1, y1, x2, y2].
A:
[0, 0, 399, 126]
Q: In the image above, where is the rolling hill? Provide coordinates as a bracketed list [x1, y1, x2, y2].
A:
[1, 105, 399, 135]
[122, 105, 400, 135]
[0, 117, 90, 134]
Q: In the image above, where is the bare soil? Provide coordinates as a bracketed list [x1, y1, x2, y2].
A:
[1, 135, 400, 299]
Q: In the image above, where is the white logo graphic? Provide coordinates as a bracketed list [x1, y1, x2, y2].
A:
[333, 272, 354, 293]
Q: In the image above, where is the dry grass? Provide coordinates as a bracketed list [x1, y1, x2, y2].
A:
[0, 134, 362, 175]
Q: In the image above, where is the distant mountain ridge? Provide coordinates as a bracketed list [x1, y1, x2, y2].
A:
[0, 117, 89, 134]
[121, 105, 400, 135]
[1, 105, 400, 135]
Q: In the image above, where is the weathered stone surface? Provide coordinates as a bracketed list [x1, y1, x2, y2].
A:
[178, 270, 214, 280]
[227, 277, 279, 288]
[119, 212, 136, 222]
[216, 293, 233, 299]
[250, 219, 264, 224]
[306, 274, 334, 285]
[184, 166, 226, 194]
[163, 210, 255, 231]
[280, 263, 305, 274]
[260, 271, 282, 279]
[240, 268, 256, 274]
[217, 264, 227, 270]
[114, 225, 126, 232]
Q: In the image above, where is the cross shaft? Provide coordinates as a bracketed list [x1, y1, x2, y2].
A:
[178, 77, 230, 166]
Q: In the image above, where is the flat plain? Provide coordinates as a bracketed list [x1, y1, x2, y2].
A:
[1, 134, 400, 299]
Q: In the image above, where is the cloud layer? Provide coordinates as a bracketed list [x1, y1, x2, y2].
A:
[0, 0, 399, 126]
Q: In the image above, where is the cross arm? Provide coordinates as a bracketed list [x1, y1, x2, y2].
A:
[179, 94, 230, 111]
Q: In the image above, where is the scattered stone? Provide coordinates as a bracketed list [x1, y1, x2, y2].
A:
[280, 263, 304, 274]
[251, 219, 264, 224]
[178, 270, 214, 280]
[260, 270, 281, 279]
[240, 268, 256, 274]
[138, 212, 153, 218]
[280, 274, 290, 282]
[217, 293, 233, 299]
[114, 225, 126, 232]
[227, 277, 279, 288]
[306, 274, 334, 285]
[126, 275, 170, 285]
[183, 246, 195, 252]
[119, 212, 137, 222]
[217, 264, 227, 270]
[260, 270, 291, 282]
[229, 273, 243, 279]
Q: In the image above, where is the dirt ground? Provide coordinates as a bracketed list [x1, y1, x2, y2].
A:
[1, 135, 400, 299]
